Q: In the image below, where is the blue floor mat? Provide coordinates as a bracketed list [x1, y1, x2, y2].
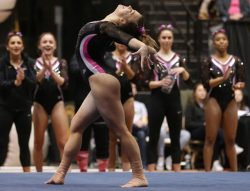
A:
[0, 172, 250, 191]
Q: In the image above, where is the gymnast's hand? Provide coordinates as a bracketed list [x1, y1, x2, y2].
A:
[131, 45, 157, 71]
[169, 67, 186, 77]
[42, 53, 52, 72]
[161, 76, 172, 88]
[232, 82, 245, 91]
[117, 55, 127, 71]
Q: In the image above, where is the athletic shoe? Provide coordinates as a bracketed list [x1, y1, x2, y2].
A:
[212, 160, 224, 172]
[156, 156, 164, 170]
[165, 156, 172, 171]
[235, 144, 244, 155]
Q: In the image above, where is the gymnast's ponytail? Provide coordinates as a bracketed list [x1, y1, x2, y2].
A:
[123, 16, 158, 49]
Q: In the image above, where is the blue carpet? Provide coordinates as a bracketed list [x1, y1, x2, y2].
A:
[0, 172, 250, 191]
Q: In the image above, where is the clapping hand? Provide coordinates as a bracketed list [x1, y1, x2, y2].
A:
[15, 67, 24, 86]
[117, 55, 127, 71]
[42, 53, 52, 72]
[17, 67, 25, 80]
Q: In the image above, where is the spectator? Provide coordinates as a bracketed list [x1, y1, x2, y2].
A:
[146, 24, 192, 172]
[131, 83, 148, 169]
[33, 33, 68, 172]
[69, 54, 109, 172]
[185, 83, 224, 171]
[156, 117, 191, 171]
[0, 31, 36, 172]
[235, 89, 250, 118]
[217, 0, 250, 21]
[201, 30, 245, 171]
[198, 0, 218, 20]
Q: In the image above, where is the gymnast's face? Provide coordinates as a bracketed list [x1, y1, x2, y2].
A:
[235, 89, 243, 103]
[158, 30, 174, 50]
[115, 5, 141, 24]
[114, 42, 127, 53]
[194, 84, 207, 100]
[213, 33, 228, 52]
[38, 34, 57, 56]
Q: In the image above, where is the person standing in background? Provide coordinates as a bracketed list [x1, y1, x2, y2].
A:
[33, 33, 68, 172]
[201, 30, 245, 171]
[0, 31, 36, 172]
[146, 24, 192, 172]
[217, 0, 250, 21]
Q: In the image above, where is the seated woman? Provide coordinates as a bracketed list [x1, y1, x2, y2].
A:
[185, 83, 224, 171]
[235, 89, 249, 118]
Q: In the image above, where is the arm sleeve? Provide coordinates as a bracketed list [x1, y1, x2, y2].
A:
[22, 58, 37, 90]
[200, 58, 211, 91]
[217, 0, 230, 17]
[142, 68, 155, 89]
[235, 57, 245, 83]
[185, 104, 204, 130]
[59, 59, 69, 89]
[0, 60, 15, 90]
[99, 22, 134, 46]
[129, 56, 140, 84]
[179, 56, 192, 86]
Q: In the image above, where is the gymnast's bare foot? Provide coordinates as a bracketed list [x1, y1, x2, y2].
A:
[45, 171, 65, 185]
[120, 176, 148, 188]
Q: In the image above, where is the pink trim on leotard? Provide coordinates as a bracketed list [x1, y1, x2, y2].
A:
[157, 53, 178, 72]
[211, 55, 235, 74]
[80, 34, 105, 74]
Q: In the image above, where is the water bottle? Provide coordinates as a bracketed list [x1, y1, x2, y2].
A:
[184, 154, 191, 170]
[161, 73, 175, 94]
[157, 64, 175, 94]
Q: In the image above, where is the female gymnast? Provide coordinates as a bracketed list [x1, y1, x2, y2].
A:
[46, 5, 161, 187]
[201, 29, 245, 171]
[33, 33, 68, 172]
[146, 24, 191, 172]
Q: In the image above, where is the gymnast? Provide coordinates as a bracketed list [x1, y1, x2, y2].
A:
[46, 5, 162, 187]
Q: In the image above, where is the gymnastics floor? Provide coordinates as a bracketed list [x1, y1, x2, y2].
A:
[0, 172, 250, 191]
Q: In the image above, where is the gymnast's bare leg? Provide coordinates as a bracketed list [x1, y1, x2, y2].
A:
[45, 73, 148, 187]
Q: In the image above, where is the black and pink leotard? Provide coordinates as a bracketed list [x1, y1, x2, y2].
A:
[34, 58, 68, 115]
[201, 55, 245, 112]
[75, 21, 134, 84]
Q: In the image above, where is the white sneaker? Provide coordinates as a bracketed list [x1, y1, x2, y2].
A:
[212, 160, 224, 172]
[165, 156, 172, 170]
[235, 144, 244, 155]
[156, 156, 164, 170]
